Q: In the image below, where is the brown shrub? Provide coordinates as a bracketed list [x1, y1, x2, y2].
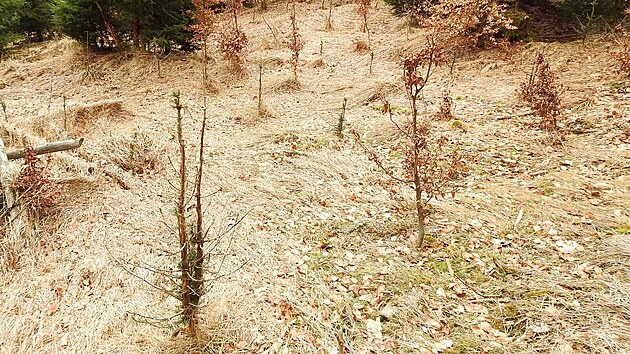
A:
[289, 4, 304, 81]
[217, 25, 248, 70]
[352, 40, 370, 54]
[613, 24, 630, 76]
[435, 92, 454, 121]
[519, 53, 562, 131]
[12, 149, 57, 216]
[421, 0, 514, 48]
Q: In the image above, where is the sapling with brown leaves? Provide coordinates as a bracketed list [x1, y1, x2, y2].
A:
[357, 0, 371, 33]
[289, 4, 304, 82]
[353, 38, 466, 248]
[436, 93, 454, 120]
[357, 0, 372, 50]
[421, 0, 514, 48]
[402, 39, 466, 247]
[190, 0, 218, 80]
[213, 0, 248, 72]
[518, 53, 562, 132]
[614, 16, 630, 77]
[217, 25, 248, 71]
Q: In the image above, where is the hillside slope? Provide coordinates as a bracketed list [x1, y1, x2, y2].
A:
[0, 2, 629, 353]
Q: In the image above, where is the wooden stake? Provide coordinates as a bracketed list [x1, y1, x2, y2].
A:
[6, 138, 84, 160]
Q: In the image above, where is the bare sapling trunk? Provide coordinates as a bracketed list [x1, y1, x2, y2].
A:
[336, 98, 347, 137]
[172, 91, 195, 333]
[189, 97, 207, 321]
[409, 93, 425, 247]
[406, 46, 435, 248]
[289, 4, 303, 82]
[258, 61, 263, 111]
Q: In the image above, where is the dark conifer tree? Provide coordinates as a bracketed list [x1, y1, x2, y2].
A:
[0, 0, 25, 50]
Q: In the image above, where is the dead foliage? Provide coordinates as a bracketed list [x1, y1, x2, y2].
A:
[356, 0, 371, 33]
[309, 58, 326, 68]
[270, 77, 301, 93]
[421, 0, 515, 48]
[73, 101, 127, 134]
[518, 53, 562, 132]
[12, 149, 57, 216]
[289, 4, 304, 81]
[613, 23, 630, 76]
[435, 92, 454, 121]
[217, 25, 249, 71]
[103, 131, 163, 176]
[352, 40, 370, 54]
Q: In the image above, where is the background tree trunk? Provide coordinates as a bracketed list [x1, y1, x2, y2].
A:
[95, 0, 124, 49]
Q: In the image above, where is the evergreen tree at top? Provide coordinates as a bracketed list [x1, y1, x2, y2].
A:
[17, 0, 55, 42]
[116, 0, 195, 51]
[0, 0, 26, 50]
[53, 0, 113, 48]
[52, 0, 195, 51]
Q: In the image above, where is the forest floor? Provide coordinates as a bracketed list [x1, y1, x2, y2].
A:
[0, 2, 629, 353]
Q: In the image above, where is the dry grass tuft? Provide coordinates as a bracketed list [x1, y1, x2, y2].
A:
[0, 124, 40, 149]
[236, 103, 276, 126]
[352, 40, 370, 54]
[359, 81, 402, 104]
[102, 131, 164, 176]
[74, 101, 127, 127]
[65, 101, 129, 137]
[32, 100, 130, 139]
[202, 77, 221, 95]
[257, 102, 275, 120]
[309, 58, 326, 68]
[261, 56, 285, 70]
[161, 295, 250, 354]
[270, 77, 301, 92]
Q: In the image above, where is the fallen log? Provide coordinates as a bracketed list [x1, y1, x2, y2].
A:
[6, 138, 84, 160]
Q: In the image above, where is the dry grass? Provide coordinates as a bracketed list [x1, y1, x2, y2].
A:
[358, 81, 403, 104]
[102, 131, 164, 176]
[309, 58, 326, 68]
[0, 3, 628, 353]
[260, 56, 285, 70]
[270, 77, 301, 92]
[31, 100, 130, 139]
[351, 39, 370, 54]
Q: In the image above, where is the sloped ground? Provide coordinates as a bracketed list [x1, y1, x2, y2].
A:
[0, 2, 629, 353]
